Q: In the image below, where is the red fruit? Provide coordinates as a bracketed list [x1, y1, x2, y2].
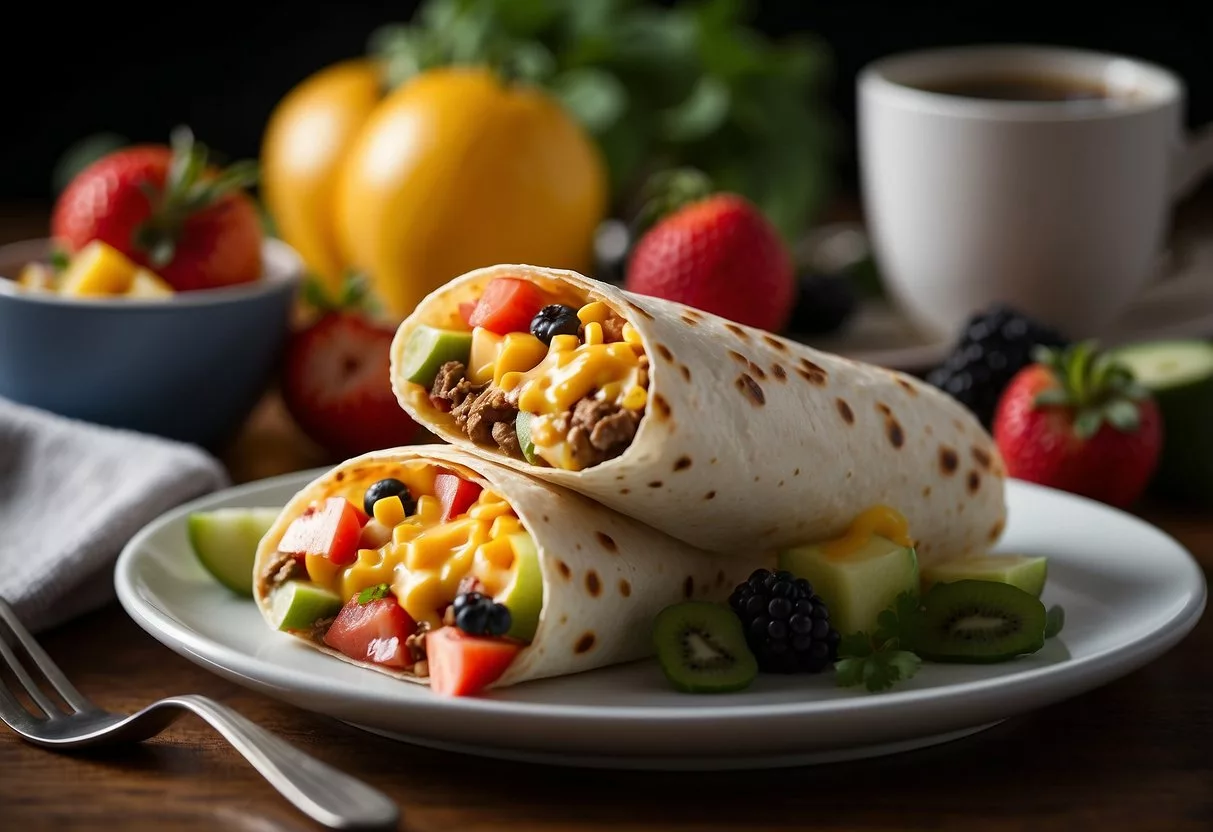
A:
[426, 627, 522, 696]
[434, 473, 482, 521]
[282, 312, 420, 458]
[467, 278, 546, 335]
[51, 128, 262, 292]
[993, 342, 1163, 508]
[278, 497, 367, 566]
[625, 192, 794, 332]
[323, 595, 417, 669]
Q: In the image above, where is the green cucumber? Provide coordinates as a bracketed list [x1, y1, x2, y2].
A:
[1110, 340, 1213, 504]
[778, 535, 919, 636]
[187, 507, 280, 597]
[922, 555, 1048, 598]
[270, 581, 344, 631]
[398, 325, 473, 387]
[515, 411, 539, 464]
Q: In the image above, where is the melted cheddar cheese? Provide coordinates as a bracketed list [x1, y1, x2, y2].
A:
[305, 483, 528, 627]
[821, 505, 914, 560]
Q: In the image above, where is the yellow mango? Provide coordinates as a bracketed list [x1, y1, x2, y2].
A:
[58, 241, 140, 296]
[126, 269, 175, 298]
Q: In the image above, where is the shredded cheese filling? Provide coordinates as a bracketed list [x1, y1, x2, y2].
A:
[305, 475, 528, 627]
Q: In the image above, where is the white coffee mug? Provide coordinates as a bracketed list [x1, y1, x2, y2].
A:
[859, 45, 1213, 339]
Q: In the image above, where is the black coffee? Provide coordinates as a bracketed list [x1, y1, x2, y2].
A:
[916, 73, 1109, 102]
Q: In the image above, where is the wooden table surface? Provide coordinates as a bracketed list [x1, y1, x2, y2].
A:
[1, 208, 1211, 831]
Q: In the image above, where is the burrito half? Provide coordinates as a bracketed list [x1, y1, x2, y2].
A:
[390, 265, 1007, 565]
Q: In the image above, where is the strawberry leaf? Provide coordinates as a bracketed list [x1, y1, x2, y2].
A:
[1073, 409, 1104, 439]
[1104, 399, 1141, 432]
[1033, 387, 1071, 407]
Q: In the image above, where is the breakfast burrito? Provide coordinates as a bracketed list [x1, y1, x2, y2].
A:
[390, 265, 1007, 565]
[253, 445, 764, 696]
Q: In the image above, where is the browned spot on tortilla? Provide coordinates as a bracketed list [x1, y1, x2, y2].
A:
[556, 560, 571, 579]
[957, 501, 967, 514]
[763, 334, 788, 352]
[922, 486, 932, 497]
[778, 480, 785, 487]
[748, 361, 767, 380]
[595, 532, 617, 553]
[655, 343, 674, 363]
[673, 455, 692, 471]
[585, 570, 601, 597]
[953, 418, 966, 433]
[652, 393, 671, 421]
[559, 614, 568, 625]
[794, 468, 800, 476]
[972, 446, 992, 470]
[574, 633, 597, 654]
[683, 576, 694, 598]
[648, 480, 663, 488]
[620, 487, 630, 495]
[543, 514, 550, 523]
[736, 373, 765, 406]
[886, 419, 905, 449]
[704, 490, 716, 500]
[710, 457, 718, 465]
[989, 518, 1006, 541]
[967, 470, 981, 494]
[728, 350, 748, 365]
[800, 357, 827, 377]
[924, 424, 934, 436]
[684, 308, 703, 320]
[334, 471, 345, 482]
[724, 323, 749, 341]
[836, 398, 854, 424]
[679, 363, 691, 382]
[797, 366, 828, 386]
[875, 402, 891, 416]
[754, 475, 761, 482]
[940, 446, 959, 475]
[619, 579, 631, 597]
[895, 377, 918, 396]
[681, 314, 698, 326]
[575, 543, 583, 551]
[628, 302, 654, 321]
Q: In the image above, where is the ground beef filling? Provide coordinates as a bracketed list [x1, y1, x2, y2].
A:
[430, 361, 521, 457]
[559, 397, 641, 468]
[258, 550, 305, 598]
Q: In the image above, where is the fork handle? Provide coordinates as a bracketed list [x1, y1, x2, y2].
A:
[160, 695, 399, 830]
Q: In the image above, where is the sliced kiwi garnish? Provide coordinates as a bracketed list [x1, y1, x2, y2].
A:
[652, 602, 758, 693]
[911, 580, 1047, 664]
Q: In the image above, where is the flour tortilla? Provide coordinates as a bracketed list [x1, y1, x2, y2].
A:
[253, 446, 766, 689]
[390, 265, 1007, 565]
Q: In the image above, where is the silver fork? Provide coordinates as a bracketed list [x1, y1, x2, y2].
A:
[0, 598, 399, 830]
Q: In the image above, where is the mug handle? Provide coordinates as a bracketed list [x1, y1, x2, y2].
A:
[1171, 123, 1213, 200]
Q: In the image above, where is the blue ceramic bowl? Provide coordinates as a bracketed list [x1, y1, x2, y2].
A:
[0, 238, 302, 448]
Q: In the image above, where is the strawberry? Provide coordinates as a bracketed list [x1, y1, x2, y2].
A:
[993, 341, 1163, 508]
[624, 169, 794, 332]
[51, 127, 262, 292]
[282, 278, 420, 459]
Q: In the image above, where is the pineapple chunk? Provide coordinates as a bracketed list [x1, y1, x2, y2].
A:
[58, 241, 140, 296]
[127, 269, 175, 298]
[17, 263, 57, 292]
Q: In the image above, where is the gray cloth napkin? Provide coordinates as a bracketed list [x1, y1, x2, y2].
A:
[0, 398, 229, 632]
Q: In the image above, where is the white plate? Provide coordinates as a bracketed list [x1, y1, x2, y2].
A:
[115, 470, 1206, 770]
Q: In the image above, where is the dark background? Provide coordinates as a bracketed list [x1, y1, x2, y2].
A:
[2, 0, 1211, 202]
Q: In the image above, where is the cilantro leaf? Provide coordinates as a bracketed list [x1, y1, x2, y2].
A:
[834, 592, 926, 693]
[837, 631, 874, 659]
[834, 657, 867, 688]
[862, 650, 921, 692]
[357, 583, 391, 604]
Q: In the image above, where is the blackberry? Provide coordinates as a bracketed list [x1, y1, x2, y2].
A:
[787, 271, 858, 336]
[452, 592, 512, 637]
[926, 305, 1069, 427]
[728, 569, 840, 674]
[363, 478, 416, 518]
[530, 304, 582, 345]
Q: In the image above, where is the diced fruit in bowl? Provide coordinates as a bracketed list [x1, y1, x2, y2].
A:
[187, 507, 281, 596]
[51, 127, 262, 293]
[427, 626, 522, 696]
[1109, 340, 1213, 505]
[921, 555, 1048, 598]
[17, 240, 179, 299]
[778, 534, 919, 638]
[993, 341, 1162, 508]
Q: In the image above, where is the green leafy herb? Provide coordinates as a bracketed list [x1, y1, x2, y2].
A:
[366, 0, 836, 240]
[49, 249, 71, 273]
[1044, 604, 1066, 639]
[835, 591, 923, 693]
[357, 583, 392, 605]
[1031, 341, 1153, 439]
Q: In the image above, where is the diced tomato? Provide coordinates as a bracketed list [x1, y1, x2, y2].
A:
[427, 627, 522, 696]
[323, 596, 417, 669]
[466, 278, 545, 335]
[457, 301, 477, 326]
[278, 497, 367, 566]
[434, 473, 482, 521]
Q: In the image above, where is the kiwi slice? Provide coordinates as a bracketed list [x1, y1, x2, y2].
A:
[652, 602, 758, 693]
[912, 580, 1047, 664]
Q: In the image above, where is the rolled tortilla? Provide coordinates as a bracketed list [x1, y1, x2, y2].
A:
[390, 265, 1007, 565]
[253, 445, 766, 689]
